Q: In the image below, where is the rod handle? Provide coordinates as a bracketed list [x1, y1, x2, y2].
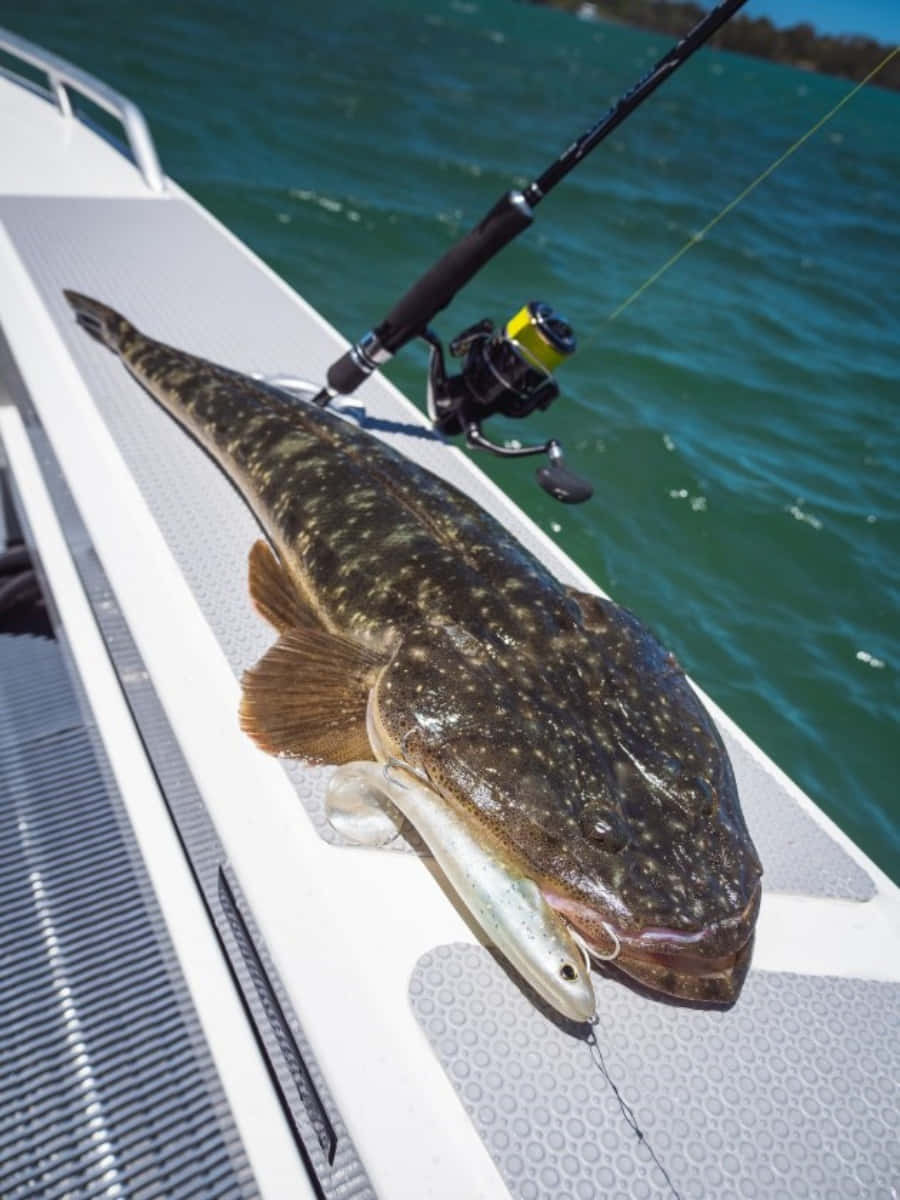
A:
[326, 190, 533, 395]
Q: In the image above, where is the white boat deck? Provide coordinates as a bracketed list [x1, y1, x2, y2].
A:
[1, 38, 898, 1200]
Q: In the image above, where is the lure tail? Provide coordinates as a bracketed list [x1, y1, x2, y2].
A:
[63, 290, 132, 352]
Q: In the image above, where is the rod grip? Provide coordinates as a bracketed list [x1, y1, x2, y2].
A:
[377, 189, 533, 348]
[326, 190, 533, 395]
[326, 350, 370, 396]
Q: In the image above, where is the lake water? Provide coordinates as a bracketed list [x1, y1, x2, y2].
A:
[6, 0, 898, 883]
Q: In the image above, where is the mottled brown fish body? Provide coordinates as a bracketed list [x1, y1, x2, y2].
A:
[64, 291, 762, 1007]
[79, 299, 574, 648]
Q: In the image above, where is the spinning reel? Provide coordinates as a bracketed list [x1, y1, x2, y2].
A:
[423, 301, 592, 503]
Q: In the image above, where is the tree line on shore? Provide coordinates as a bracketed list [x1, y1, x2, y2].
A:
[524, 1, 899, 91]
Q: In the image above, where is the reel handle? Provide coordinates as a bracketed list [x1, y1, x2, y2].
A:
[536, 442, 593, 504]
[464, 423, 593, 505]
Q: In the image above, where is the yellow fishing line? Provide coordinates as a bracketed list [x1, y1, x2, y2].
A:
[604, 45, 900, 325]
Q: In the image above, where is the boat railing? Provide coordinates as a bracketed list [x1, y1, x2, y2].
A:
[0, 27, 164, 193]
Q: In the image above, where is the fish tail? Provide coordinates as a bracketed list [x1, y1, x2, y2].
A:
[63, 290, 133, 352]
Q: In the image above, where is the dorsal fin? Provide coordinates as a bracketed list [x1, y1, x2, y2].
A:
[248, 539, 321, 632]
[239, 626, 387, 764]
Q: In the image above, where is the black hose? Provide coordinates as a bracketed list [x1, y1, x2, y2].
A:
[0, 544, 30, 575]
[0, 568, 39, 614]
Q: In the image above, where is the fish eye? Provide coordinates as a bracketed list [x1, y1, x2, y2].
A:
[580, 803, 630, 853]
[691, 776, 718, 814]
[559, 963, 578, 982]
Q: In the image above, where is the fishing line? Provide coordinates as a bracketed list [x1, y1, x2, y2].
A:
[586, 1019, 683, 1200]
[602, 45, 900, 327]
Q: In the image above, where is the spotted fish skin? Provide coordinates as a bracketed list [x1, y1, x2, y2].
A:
[373, 604, 761, 1003]
[64, 291, 762, 1006]
[77, 298, 576, 645]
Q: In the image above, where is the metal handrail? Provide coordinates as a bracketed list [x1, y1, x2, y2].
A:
[0, 27, 165, 193]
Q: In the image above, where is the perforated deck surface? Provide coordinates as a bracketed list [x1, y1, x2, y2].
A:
[0, 633, 258, 1200]
[2, 192, 895, 1200]
[411, 944, 899, 1200]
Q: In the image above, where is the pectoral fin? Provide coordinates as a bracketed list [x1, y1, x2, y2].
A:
[249, 539, 321, 632]
[240, 627, 386, 763]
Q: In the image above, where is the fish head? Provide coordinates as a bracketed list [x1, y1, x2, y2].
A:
[369, 609, 762, 1008]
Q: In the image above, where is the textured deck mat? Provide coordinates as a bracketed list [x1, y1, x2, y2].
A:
[411, 943, 900, 1200]
[0, 193, 873, 902]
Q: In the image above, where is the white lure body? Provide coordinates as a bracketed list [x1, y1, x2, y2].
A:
[326, 760, 596, 1023]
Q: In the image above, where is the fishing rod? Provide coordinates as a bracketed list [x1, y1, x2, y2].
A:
[316, 0, 750, 502]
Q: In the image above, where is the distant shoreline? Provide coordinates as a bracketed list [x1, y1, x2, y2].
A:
[523, 1, 899, 92]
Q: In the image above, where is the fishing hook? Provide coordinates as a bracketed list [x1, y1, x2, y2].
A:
[383, 758, 411, 789]
[569, 927, 594, 976]
[383, 733, 432, 790]
[592, 923, 621, 963]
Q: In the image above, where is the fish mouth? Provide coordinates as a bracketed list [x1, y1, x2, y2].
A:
[544, 883, 762, 1006]
[609, 932, 756, 1006]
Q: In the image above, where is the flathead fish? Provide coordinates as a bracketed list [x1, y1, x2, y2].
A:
[65, 290, 762, 1021]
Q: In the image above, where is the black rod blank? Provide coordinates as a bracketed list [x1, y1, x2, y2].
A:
[526, 0, 749, 205]
[323, 0, 749, 398]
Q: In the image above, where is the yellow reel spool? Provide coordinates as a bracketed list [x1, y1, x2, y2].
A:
[504, 301, 576, 373]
